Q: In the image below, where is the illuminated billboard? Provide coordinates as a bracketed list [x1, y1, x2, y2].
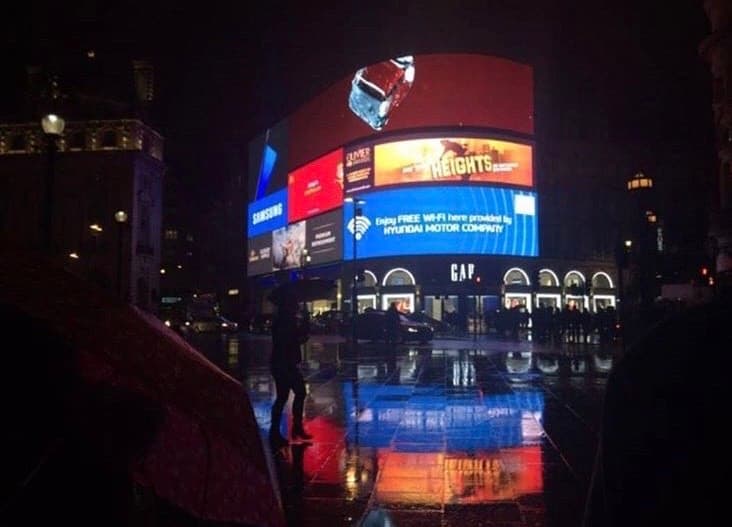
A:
[375, 137, 532, 188]
[344, 143, 374, 196]
[343, 186, 538, 260]
[272, 220, 306, 271]
[247, 234, 273, 276]
[248, 209, 344, 276]
[344, 136, 532, 195]
[287, 149, 344, 222]
[288, 54, 534, 171]
[247, 121, 289, 201]
[247, 188, 287, 238]
[305, 209, 342, 266]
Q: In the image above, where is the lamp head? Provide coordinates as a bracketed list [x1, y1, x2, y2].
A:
[114, 210, 128, 224]
[41, 114, 65, 136]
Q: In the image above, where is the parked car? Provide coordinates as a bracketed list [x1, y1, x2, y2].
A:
[350, 309, 433, 343]
[311, 310, 348, 335]
[248, 313, 274, 334]
[405, 311, 453, 334]
[188, 315, 239, 334]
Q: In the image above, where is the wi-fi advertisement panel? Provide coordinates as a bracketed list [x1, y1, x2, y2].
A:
[343, 186, 538, 260]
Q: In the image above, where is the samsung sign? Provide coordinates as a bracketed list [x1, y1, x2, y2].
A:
[247, 188, 287, 238]
[343, 186, 538, 259]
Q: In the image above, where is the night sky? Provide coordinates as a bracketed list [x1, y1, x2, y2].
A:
[1, 1, 716, 215]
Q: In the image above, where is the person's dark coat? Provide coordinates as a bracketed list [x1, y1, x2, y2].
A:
[583, 297, 731, 526]
[270, 306, 308, 371]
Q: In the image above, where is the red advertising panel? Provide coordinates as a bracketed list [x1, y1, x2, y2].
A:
[374, 136, 533, 188]
[287, 149, 344, 222]
[289, 54, 534, 171]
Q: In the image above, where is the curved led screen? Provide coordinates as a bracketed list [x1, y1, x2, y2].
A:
[248, 54, 534, 196]
[343, 186, 538, 260]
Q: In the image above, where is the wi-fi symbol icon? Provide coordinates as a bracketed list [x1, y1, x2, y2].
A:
[348, 216, 371, 240]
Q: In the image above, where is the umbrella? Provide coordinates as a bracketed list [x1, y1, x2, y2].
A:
[0, 250, 286, 527]
[268, 278, 336, 305]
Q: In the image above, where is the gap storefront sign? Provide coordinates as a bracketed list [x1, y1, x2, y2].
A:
[247, 188, 288, 238]
[343, 186, 539, 260]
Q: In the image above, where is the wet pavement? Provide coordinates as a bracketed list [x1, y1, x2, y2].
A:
[185, 331, 619, 527]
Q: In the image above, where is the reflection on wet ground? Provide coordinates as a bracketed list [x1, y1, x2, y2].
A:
[186, 332, 617, 527]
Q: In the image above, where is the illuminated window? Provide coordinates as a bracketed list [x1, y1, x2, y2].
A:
[164, 229, 178, 240]
[503, 267, 529, 285]
[563, 270, 586, 289]
[383, 268, 415, 286]
[591, 272, 613, 289]
[362, 270, 378, 287]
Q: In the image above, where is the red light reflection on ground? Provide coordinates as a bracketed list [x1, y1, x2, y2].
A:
[375, 446, 542, 505]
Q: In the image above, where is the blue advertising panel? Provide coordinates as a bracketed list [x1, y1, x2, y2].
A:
[343, 186, 538, 259]
[247, 188, 288, 238]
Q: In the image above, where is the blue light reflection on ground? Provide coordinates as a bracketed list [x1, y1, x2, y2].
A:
[190, 333, 615, 527]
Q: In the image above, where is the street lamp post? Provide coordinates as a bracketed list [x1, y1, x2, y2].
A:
[114, 210, 129, 301]
[615, 239, 632, 352]
[345, 196, 365, 344]
[40, 113, 65, 253]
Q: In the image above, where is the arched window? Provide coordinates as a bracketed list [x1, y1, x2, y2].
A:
[362, 270, 378, 287]
[503, 267, 530, 285]
[538, 269, 560, 287]
[591, 272, 614, 289]
[382, 267, 416, 286]
[563, 270, 586, 288]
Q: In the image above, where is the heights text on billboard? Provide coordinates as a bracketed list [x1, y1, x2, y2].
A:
[344, 136, 533, 194]
[376, 137, 532, 187]
[343, 185, 538, 260]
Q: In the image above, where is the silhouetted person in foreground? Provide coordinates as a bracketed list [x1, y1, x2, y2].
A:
[385, 302, 401, 346]
[269, 295, 312, 448]
[583, 287, 731, 526]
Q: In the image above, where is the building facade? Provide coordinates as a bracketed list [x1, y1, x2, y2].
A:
[700, 0, 732, 289]
[245, 54, 620, 326]
[0, 60, 165, 312]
